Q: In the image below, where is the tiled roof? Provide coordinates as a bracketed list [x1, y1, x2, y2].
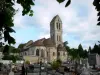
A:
[21, 38, 56, 52]
[43, 38, 55, 47]
[32, 38, 55, 47]
[32, 38, 46, 46]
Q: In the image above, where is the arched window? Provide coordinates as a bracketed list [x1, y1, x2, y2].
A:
[36, 49, 39, 56]
[41, 49, 44, 57]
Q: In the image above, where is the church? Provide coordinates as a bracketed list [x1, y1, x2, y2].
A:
[20, 15, 68, 63]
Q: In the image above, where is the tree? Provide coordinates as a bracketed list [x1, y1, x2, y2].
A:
[77, 44, 84, 58]
[18, 43, 26, 49]
[82, 50, 88, 58]
[88, 46, 92, 53]
[0, 0, 35, 53]
[64, 41, 70, 52]
[56, 0, 71, 7]
[93, 0, 100, 25]
[90, 43, 100, 55]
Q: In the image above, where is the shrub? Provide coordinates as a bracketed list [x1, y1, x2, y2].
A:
[25, 60, 30, 65]
[51, 60, 61, 70]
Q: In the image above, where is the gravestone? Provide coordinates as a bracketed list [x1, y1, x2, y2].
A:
[80, 64, 90, 75]
[9, 71, 14, 75]
[88, 54, 96, 66]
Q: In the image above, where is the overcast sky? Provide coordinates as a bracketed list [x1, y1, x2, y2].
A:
[11, 0, 100, 50]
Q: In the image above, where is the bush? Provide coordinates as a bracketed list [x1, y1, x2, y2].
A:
[25, 60, 30, 65]
[56, 59, 62, 64]
[51, 60, 61, 70]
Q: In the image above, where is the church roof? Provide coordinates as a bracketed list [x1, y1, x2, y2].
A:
[32, 38, 55, 47]
[23, 40, 33, 49]
[21, 38, 55, 52]
[32, 38, 45, 46]
[43, 38, 55, 47]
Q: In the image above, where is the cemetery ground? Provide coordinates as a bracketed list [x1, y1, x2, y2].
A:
[1, 61, 100, 75]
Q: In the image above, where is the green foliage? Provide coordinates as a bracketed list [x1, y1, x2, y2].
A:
[64, 41, 70, 52]
[0, 0, 34, 54]
[25, 60, 30, 64]
[51, 60, 61, 70]
[65, 0, 71, 7]
[88, 46, 92, 53]
[2, 45, 19, 55]
[90, 43, 100, 55]
[78, 44, 84, 58]
[93, 0, 100, 25]
[57, 59, 62, 64]
[56, 0, 71, 7]
[18, 43, 26, 49]
[12, 55, 17, 63]
[57, 0, 65, 3]
[17, 0, 35, 16]
[2, 55, 21, 63]
[3, 45, 10, 55]
[65, 43, 88, 60]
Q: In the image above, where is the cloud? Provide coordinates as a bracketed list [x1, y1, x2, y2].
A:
[38, 33, 50, 39]
[13, 0, 100, 49]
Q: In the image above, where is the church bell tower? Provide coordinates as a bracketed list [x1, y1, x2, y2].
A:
[50, 15, 63, 47]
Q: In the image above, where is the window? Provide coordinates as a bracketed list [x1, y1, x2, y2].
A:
[58, 52, 60, 56]
[36, 49, 39, 56]
[53, 52, 55, 56]
[47, 52, 48, 57]
[41, 49, 44, 57]
[56, 22, 59, 29]
[57, 35, 59, 41]
[59, 23, 60, 30]
[59, 36, 61, 41]
[52, 34, 54, 41]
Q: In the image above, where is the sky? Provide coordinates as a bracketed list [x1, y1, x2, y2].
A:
[11, 0, 100, 50]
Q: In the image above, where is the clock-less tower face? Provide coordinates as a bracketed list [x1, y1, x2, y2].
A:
[50, 15, 63, 47]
